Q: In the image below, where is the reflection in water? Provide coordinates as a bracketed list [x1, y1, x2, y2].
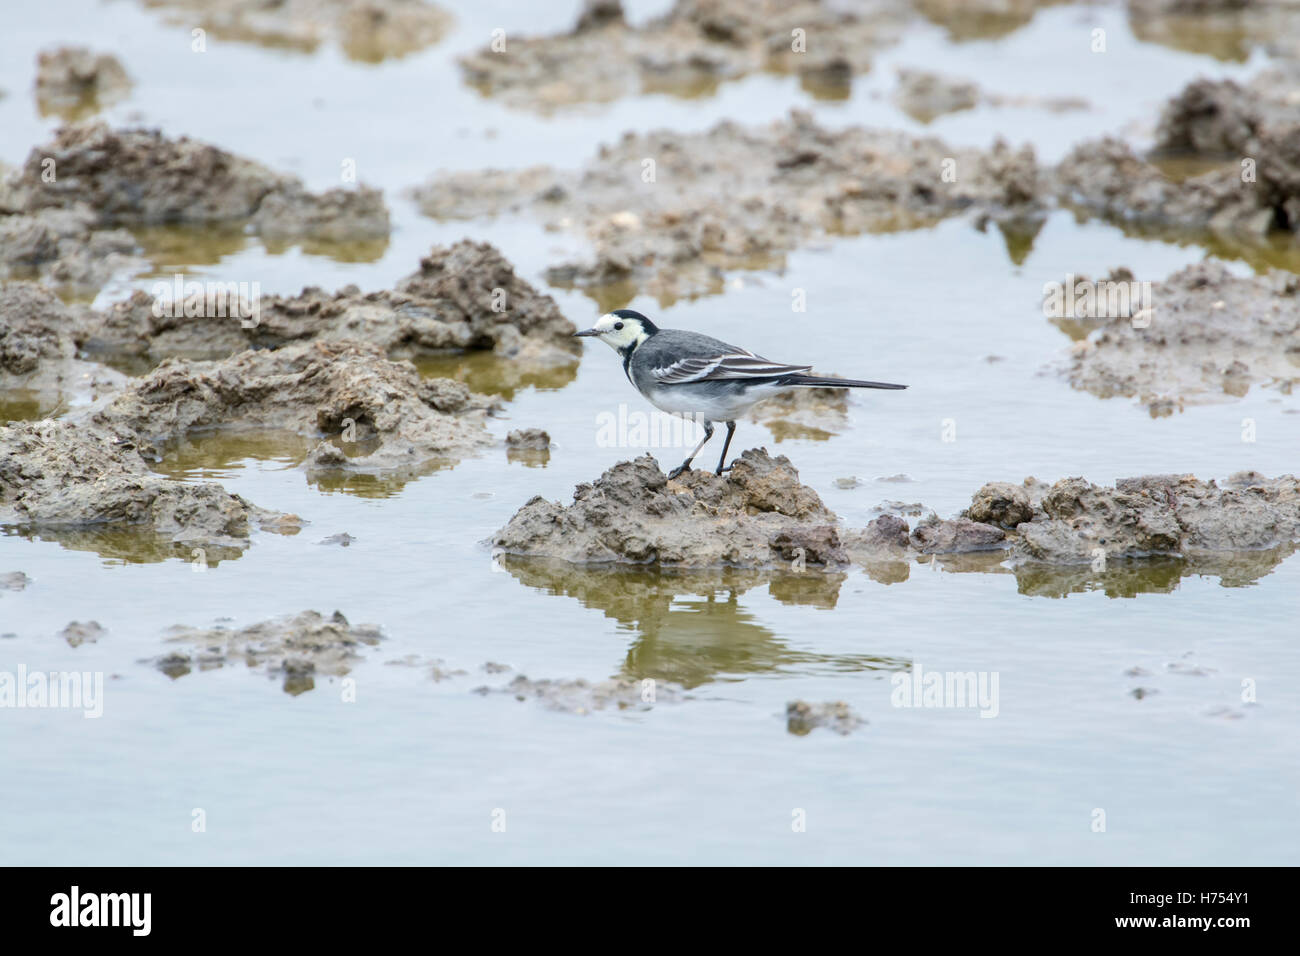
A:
[413, 351, 578, 401]
[133, 223, 389, 270]
[0, 391, 57, 423]
[1062, 205, 1300, 276]
[152, 429, 314, 481]
[1, 524, 245, 567]
[153, 427, 456, 498]
[926, 546, 1297, 597]
[914, 0, 1059, 42]
[1128, 15, 1253, 63]
[501, 556, 910, 688]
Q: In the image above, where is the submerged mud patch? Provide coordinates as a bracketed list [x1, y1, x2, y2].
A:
[153, 610, 383, 695]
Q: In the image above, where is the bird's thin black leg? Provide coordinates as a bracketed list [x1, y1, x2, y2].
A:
[715, 420, 737, 475]
[668, 420, 713, 479]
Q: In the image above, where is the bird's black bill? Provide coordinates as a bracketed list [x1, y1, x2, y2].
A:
[573, 329, 600, 337]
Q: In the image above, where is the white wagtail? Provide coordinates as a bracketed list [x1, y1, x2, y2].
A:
[575, 309, 906, 478]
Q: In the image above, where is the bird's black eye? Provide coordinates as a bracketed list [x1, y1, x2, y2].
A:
[614, 322, 624, 330]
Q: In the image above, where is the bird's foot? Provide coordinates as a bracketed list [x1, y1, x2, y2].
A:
[715, 463, 733, 476]
[667, 462, 692, 480]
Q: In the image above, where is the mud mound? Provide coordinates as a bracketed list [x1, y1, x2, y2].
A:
[0, 419, 295, 550]
[494, 449, 846, 567]
[1061, 262, 1300, 408]
[89, 339, 499, 474]
[76, 241, 578, 364]
[4, 123, 388, 239]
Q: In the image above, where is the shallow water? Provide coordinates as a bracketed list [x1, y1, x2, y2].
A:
[2, 0, 1298, 865]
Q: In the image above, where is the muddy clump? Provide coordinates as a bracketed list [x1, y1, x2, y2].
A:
[34, 47, 132, 120]
[0, 283, 128, 411]
[1, 571, 31, 591]
[1058, 65, 1300, 247]
[0, 206, 144, 297]
[1060, 262, 1300, 408]
[154, 610, 383, 694]
[2, 123, 388, 239]
[786, 699, 864, 735]
[476, 673, 683, 714]
[494, 449, 847, 568]
[60, 620, 105, 648]
[88, 339, 500, 475]
[894, 68, 979, 122]
[1003, 472, 1300, 563]
[460, 0, 912, 111]
[76, 240, 578, 366]
[415, 110, 1044, 303]
[136, 0, 451, 62]
[0, 419, 297, 552]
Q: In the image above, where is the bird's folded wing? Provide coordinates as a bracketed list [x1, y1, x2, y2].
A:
[650, 352, 813, 384]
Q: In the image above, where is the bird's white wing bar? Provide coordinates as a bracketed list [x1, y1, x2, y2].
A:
[650, 352, 814, 384]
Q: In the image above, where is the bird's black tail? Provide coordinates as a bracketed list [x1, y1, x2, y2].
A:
[781, 374, 907, 390]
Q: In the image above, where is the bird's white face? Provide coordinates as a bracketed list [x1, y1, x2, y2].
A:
[575, 312, 649, 351]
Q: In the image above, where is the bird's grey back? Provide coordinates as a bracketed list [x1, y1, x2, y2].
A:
[635, 329, 748, 368]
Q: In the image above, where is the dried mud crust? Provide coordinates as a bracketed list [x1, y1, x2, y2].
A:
[1057, 262, 1300, 409]
[76, 240, 579, 366]
[414, 111, 1044, 303]
[0, 419, 298, 552]
[87, 339, 500, 475]
[136, 0, 452, 61]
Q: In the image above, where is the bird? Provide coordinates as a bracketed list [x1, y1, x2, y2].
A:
[574, 309, 906, 478]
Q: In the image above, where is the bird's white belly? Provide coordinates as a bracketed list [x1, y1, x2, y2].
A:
[643, 383, 784, 422]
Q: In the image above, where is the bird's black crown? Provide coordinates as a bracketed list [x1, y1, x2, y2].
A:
[611, 308, 657, 333]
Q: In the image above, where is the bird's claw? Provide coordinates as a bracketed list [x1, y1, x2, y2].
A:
[715, 464, 733, 476]
[667, 463, 691, 480]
